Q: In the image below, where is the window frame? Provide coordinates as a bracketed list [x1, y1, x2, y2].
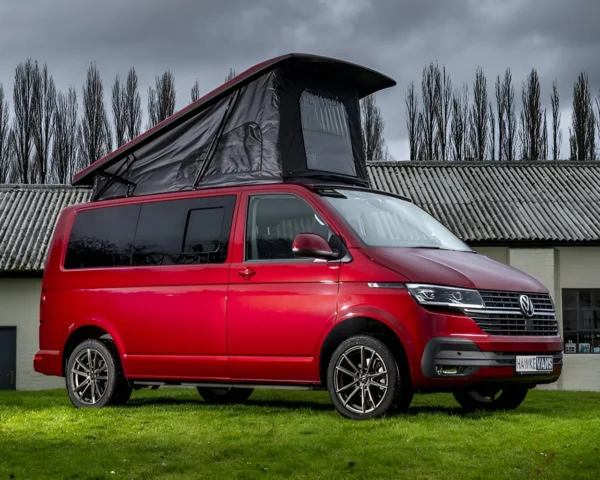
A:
[243, 192, 335, 264]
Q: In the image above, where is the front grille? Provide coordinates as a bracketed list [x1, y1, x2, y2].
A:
[480, 291, 554, 311]
[464, 291, 558, 337]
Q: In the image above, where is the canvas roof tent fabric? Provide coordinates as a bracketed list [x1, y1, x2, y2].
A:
[72, 54, 396, 201]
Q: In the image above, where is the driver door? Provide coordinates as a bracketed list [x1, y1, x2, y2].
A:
[227, 191, 340, 383]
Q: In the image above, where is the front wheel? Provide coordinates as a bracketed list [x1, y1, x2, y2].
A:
[326, 335, 413, 420]
[453, 385, 529, 412]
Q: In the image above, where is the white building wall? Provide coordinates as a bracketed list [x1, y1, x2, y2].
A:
[508, 248, 556, 300]
[472, 246, 509, 265]
[0, 278, 63, 390]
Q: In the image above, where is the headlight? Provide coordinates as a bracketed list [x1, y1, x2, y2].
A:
[406, 284, 484, 309]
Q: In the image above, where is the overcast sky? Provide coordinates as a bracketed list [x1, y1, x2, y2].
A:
[1, 0, 599, 160]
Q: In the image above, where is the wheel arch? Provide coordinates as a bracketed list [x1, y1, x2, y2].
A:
[61, 324, 121, 376]
[318, 316, 412, 387]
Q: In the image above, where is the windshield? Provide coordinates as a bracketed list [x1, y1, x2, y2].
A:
[321, 189, 472, 252]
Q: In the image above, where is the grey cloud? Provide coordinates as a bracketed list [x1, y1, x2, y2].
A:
[0, 0, 599, 160]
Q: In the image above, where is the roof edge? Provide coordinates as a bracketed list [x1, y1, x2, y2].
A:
[367, 160, 600, 167]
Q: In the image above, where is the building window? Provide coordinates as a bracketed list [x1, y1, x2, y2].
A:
[562, 289, 600, 354]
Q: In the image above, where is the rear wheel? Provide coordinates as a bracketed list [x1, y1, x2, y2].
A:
[196, 387, 254, 404]
[66, 339, 126, 408]
[453, 385, 529, 412]
[326, 335, 413, 420]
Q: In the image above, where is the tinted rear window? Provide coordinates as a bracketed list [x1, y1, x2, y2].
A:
[64, 204, 140, 269]
[64, 195, 235, 269]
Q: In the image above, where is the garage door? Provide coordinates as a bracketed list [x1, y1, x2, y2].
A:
[0, 327, 17, 390]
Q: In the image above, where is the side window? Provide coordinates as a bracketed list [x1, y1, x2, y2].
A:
[132, 195, 235, 266]
[299, 90, 356, 176]
[245, 194, 333, 261]
[64, 204, 141, 269]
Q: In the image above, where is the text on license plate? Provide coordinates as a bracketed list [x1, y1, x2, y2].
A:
[515, 355, 553, 373]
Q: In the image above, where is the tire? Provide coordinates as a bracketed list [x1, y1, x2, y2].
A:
[453, 385, 529, 412]
[65, 339, 124, 409]
[326, 335, 413, 420]
[196, 387, 254, 404]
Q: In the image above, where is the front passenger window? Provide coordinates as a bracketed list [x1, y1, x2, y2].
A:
[245, 194, 333, 261]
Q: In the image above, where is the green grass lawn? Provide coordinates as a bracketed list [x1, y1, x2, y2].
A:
[0, 387, 599, 479]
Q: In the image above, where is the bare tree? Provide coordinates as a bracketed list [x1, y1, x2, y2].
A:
[0, 84, 9, 182]
[450, 83, 470, 161]
[469, 67, 488, 160]
[52, 87, 79, 183]
[361, 94, 388, 162]
[80, 63, 112, 167]
[551, 80, 562, 160]
[494, 76, 504, 161]
[112, 75, 126, 147]
[224, 68, 236, 83]
[405, 81, 419, 160]
[519, 69, 545, 160]
[541, 109, 549, 160]
[123, 68, 142, 144]
[488, 102, 496, 160]
[571, 71, 594, 161]
[501, 69, 517, 161]
[12, 58, 37, 183]
[435, 65, 451, 161]
[495, 75, 505, 160]
[420, 62, 439, 160]
[587, 109, 596, 161]
[147, 71, 176, 128]
[596, 89, 600, 155]
[31, 62, 56, 183]
[190, 79, 200, 104]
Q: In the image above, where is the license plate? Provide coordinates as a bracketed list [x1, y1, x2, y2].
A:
[515, 355, 553, 374]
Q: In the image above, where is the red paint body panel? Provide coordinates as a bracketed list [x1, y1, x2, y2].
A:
[364, 247, 548, 293]
[226, 189, 339, 382]
[34, 183, 563, 393]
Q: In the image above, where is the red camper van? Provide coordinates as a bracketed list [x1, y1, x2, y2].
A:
[34, 54, 563, 419]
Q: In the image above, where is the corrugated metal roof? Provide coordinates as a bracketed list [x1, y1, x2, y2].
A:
[1, 162, 600, 272]
[367, 161, 600, 244]
[0, 184, 91, 272]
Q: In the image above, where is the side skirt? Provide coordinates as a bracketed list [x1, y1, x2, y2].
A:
[130, 380, 323, 391]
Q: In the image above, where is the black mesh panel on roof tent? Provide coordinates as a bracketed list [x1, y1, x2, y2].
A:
[94, 71, 282, 200]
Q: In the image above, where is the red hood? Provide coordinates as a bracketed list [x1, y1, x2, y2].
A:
[363, 247, 548, 293]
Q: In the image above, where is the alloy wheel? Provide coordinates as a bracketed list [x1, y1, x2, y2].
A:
[333, 345, 389, 415]
[69, 348, 109, 405]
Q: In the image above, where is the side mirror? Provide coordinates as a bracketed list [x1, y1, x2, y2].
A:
[292, 233, 339, 260]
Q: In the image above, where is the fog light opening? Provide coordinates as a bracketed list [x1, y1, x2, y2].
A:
[436, 366, 465, 376]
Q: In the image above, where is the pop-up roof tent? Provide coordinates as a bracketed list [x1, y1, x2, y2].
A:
[72, 54, 396, 201]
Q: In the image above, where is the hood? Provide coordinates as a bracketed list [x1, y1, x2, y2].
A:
[363, 247, 548, 293]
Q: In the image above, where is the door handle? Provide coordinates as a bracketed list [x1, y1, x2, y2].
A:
[10, 370, 14, 385]
[237, 267, 256, 280]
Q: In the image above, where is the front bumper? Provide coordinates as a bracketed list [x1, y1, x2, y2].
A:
[421, 337, 563, 384]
